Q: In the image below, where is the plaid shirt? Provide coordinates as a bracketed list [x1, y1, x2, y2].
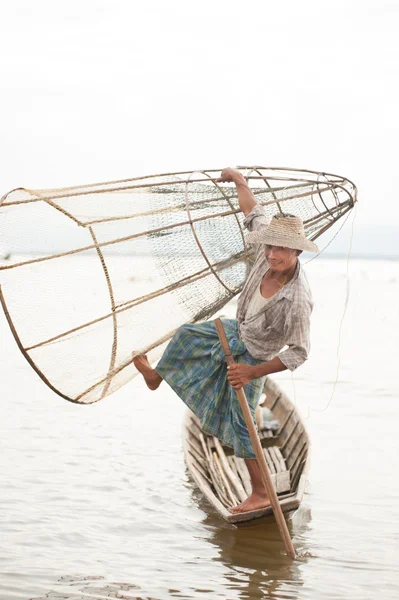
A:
[237, 205, 313, 371]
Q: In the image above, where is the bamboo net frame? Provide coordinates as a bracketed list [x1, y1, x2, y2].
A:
[0, 166, 357, 404]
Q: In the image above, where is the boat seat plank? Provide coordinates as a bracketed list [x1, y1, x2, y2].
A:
[213, 438, 247, 502]
[269, 446, 287, 472]
[230, 456, 252, 496]
[212, 451, 239, 506]
[263, 448, 276, 474]
[266, 447, 281, 473]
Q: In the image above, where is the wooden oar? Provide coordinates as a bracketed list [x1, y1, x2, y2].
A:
[214, 317, 296, 559]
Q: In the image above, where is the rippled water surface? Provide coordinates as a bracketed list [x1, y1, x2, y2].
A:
[1, 258, 398, 599]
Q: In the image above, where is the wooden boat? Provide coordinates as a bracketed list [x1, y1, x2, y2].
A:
[182, 376, 309, 525]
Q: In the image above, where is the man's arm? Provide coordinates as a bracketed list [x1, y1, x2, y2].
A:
[227, 305, 312, 389]
[227, 357, 287, 390]
[217, 168, 257, 216]
[252, 356, 287, 378]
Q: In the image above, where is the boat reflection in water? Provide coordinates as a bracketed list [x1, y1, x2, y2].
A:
[190, 483, 314, 600]
[28, 499, 313, 600]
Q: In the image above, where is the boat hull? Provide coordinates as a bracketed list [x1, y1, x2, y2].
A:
[182, 376, 310, 525]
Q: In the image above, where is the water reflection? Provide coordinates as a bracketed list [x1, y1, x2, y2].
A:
[27, 484, 313, 600]
[191, 485, 313, 599]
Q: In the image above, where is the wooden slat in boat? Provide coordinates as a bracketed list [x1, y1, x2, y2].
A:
[182, 376, 310, 525]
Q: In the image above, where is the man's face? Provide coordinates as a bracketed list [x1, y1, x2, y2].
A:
[264, 245, 299, 272]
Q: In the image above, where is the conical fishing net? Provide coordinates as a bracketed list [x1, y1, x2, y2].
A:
[0, 167, 357, 403]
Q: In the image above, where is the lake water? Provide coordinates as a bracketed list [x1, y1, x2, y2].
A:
[0, 257, 398, 600]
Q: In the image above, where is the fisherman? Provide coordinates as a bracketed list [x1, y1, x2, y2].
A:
[133, 167, 318, 514]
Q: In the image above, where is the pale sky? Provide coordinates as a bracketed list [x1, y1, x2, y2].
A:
[1, 0, 398, 231]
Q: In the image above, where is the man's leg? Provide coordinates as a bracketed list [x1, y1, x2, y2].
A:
[133, 355, 163, 390]
[229, 458, 270, 513]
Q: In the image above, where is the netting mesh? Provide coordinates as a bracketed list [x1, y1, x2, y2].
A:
[0, 167, 357, 403]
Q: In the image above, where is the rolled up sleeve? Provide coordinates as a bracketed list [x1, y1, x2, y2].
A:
[243, 205, 271, 232]
[277, 306, 311, 371]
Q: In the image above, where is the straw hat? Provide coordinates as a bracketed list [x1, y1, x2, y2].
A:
[246, 213, 319, 253]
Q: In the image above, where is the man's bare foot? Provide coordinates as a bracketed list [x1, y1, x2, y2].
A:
[133, 354, 162, 390]
[229, 492, 271, 514]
